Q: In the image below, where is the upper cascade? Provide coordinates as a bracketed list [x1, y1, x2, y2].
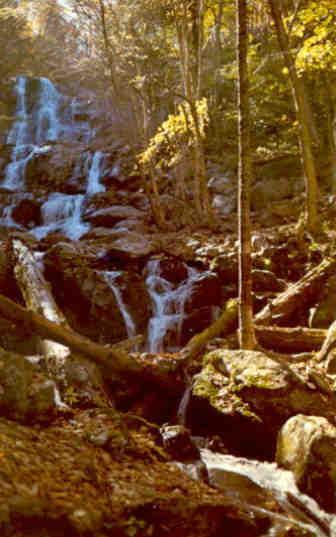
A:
[1, 75, 106, 240]
[3, 76, 93, 192]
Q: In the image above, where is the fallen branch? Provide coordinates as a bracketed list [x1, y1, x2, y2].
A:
[0, 292, 182, 389]
[12, 239, 70, 380]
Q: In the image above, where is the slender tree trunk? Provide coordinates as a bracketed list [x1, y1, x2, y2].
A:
[98, 0, 118, 99]
[237, 0, 256, 349]
[267, 0, 319, 233]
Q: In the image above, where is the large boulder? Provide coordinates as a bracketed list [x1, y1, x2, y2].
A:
[185, 271, 222, 312]
[189, 350, 336, 458]
[276, 415, 336, 512]
[84, 205, 146, 227]
[0, 348, 56, 422]
[251, 177, 302, 211]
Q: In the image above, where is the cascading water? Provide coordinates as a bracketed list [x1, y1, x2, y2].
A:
[146, 259, 199, 353]
[102, 271, 136, 339]
[32, 192, 89, 240]
[200, 450, 335, 537]
[86, 151, 105, 196]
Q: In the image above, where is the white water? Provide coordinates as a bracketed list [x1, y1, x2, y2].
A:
[35, 77, 62, 145]
[201, 449, 335, 537]
[146, 259, 199, 353]
[102, 271, 136, 339]
[86, 151, 105, 196]
[32, 193, 89, 240]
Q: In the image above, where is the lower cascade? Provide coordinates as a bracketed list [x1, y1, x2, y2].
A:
[146, 259, 199, 352]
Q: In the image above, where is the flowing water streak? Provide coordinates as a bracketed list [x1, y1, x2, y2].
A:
[102, 271, 137, 339]
[201, 449, 335, 537]
[86, 151, 105, 196]
[146, 259, 199, 353]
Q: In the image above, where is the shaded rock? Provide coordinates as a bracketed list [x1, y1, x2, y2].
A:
[252, 177, 301, 210]
[190, 349, 336, 458]
[277, 415, 336, 513]
[12, 198, 41, 227]
[181, 306, 216, 345]
[185, 271, 222, 312]
[252, 269, 287, 293]
[85, 205, 146, 227]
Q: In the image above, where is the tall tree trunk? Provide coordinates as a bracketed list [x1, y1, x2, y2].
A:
[237, 0, 256, 349]
[267, 0, 319, 233]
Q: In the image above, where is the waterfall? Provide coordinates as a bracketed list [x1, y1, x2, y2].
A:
[32, 193, 89, 240]
[86, 151, 105, 196]
[146, 259, 199, 353]
[102, 271, 136, 339]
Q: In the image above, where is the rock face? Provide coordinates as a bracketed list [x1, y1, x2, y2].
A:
[309, 274, 336, 329]
[44, 242, 150, 343]
[276, 414, 336, 512]
[190, 349, 336, 458]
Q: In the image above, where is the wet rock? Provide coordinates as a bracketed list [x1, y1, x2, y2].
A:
[212, 194, 236, 216]
[190, 349, 336, 458]
[252, 269, 287, 293]
[12, 198, 41, 227]
[160, 424, 199, 461]
[84, 205, 146, 227]
[276, 414, 336, 512]
[158, 256, 189, 284]
[105, 231, 155, 260]
[113, 218, 148, 234]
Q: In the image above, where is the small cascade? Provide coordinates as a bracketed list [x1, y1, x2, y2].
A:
[146, 259, 199, 353]
[86, 151, 105, 196]
[102, 271, 136, 339]
[0, 204, 20, 229]
[32, 193, 89, 240]
[201, 450, 335, 537]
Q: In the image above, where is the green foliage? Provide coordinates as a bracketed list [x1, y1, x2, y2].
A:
[139, 98, 209, 171]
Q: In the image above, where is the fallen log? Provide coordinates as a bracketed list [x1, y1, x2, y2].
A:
[0, 293, 183, 389]
[255, 258, 336, 326]
[255, 325, 326, 353]
[12, 239, 70, 380]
